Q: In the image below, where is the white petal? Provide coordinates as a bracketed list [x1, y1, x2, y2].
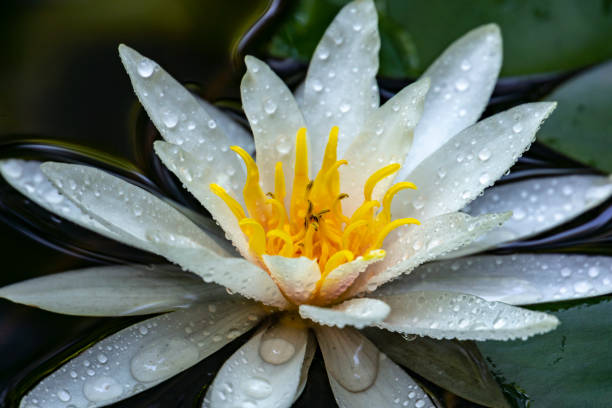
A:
[302, 0, 380, 169]
[341, 78, 429, 215]
[294, 332, 317, 403]
[119, 46, 245, 193]
[40, 162, 228, 257]
[154, 141, 253, 262]
[317, 250, 385, 304]
[327, 353, 433, 408]
[262, 255, 320, 304]
[347, 211, 511, 296]
[203, 321, 308, 408]
[152, 248, 289, 309]
[300, 298, 390, 329]
[196, 97, 254, 153]
[0, 264, 228, 316]
[241, 56, 307, 193]
[382, 254, 612, 305]
[395, 102, 557, 221]
[399, 24, 502, 177]
[19, 300, 266, 408]
[314, 326, 378, 392]
[0, 159, 122, 244]
[446, 174, 612, 257]
[376, 292, 559, 341]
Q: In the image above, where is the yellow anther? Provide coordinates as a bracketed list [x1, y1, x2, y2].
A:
[267, 229, 294, 257]
[323, 250, 354, 277]
[342, 220, 368, 249]
[239, 218, 267, 256]
[274, 162, 286, 203]
[372, 218, 420, 249]
[364, 163, 401, 202]
[231, 146, 269, 223]
[209, 183, 246, 221]
[379, 181, 417, 223]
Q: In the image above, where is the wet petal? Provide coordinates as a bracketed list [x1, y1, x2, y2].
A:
[196, 97, 254, 153]
[400, 24, 502, 177]
[302, 0, 380, 168]
[203, 321, 308, 408]
[19, 300, 266, 408]
[394, 102, 557, 221]
[262, 255, 320, 304]
[40, 162, 228, 257]
[347, 211, 511, 296]
[0, 159, 122, 244]
[327, 352, 433, 408]
[447, 174, 612, 257]
[150, 248, 289, 308]
[119, 45, 245, 195]
[376, 292, 559, 341]
[300, 298, 390, 329]
[383, 254, 612, 305]
[241, 56, 307, 193]
[341, 78, 429, 215]
[294, 332, 317, 402]
[365, 329, 508, 408]
[154, 141, 253, 261]
[314, 326, 378, 392]
[317, 251, 385, 304]
[0, 264, 228, 316]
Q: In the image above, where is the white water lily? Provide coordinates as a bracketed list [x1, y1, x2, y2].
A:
[2, 0, 612, 407]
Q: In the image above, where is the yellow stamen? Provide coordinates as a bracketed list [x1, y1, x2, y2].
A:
[379, 182, 417, 223]
[266, 229, 294, 257]
[209, 183, 246, 221]
[364, 163, 401, 202]
[231, 146, 270, 224]
[342, 220, 368, 249]
[274, 162, 286, 203]
[372, 218, 421, 249]
[213, 127, 422, 305]
[322, 250, 354, 277]
[239, 218, 267, 256]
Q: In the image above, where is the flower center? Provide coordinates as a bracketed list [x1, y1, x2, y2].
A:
[211, 127, 419, 279]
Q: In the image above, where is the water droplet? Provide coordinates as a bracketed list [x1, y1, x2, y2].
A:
[479, 173, 491, 185]
[57, 389, 71, 402]
[512, 123, 523, 133]
[208, 119, 217, 129]
[478, 147, 491, 161]
[97, 353, 108, 364]
[243, 377, 272, 399]
[560, 267, 572, 277]
[83, 376, 124, 402]
[259, 337, 296, 365]
[263, 99, 277, 115]
[493, 317, 506, 329]
[574, 281, 592, 294]
[186, 121, 196, 130]
[588, 267, 600, 278]
[138, 326, 149, 335]
[455, 78, 469, 92]
[137, 59, 155, 78]
[311, 79, 323, 92]
[130, 337, 199, 382]
[352, 23, 363, 31]
[415, 399, 426, 408]
[339, 103, 351, 113]
[161, 110, 178, 128]
[460, 60, 471, 71]
[318, 48, 330, 60]
[2, 160, 23, 178]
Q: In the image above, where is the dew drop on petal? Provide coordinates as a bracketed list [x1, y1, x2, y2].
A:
[137, 59, 155, 78]
[243, 377, 272, 399]
[130, 337, 199, 382]
[83, 376, 123, 402]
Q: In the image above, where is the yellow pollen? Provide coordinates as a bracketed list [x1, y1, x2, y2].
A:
[211, 127, 420, 303]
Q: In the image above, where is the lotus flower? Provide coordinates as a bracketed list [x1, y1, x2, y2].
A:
[2, 0, 612, 407]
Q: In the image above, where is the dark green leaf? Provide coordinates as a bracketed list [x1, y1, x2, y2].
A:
[537, 62, 612, 173]
[365, 328, 509, 408]
[267, 0, 612, 77]
[478, 297, 612, 407]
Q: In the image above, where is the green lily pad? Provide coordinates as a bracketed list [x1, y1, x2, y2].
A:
[267, 0, 612, 77]
[537, 61, 612, 173]
[478, 297, 612, 407]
